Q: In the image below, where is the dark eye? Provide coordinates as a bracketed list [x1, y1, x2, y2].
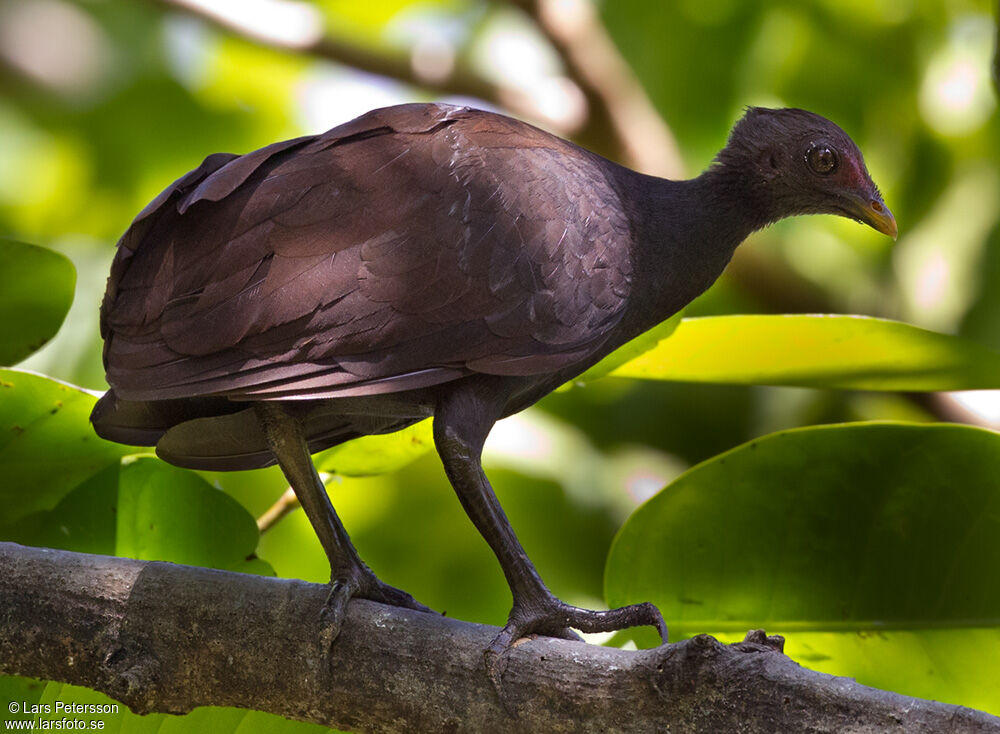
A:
[806, 145, 838, 175]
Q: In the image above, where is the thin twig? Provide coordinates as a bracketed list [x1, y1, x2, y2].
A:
[256, 486, 301, 533]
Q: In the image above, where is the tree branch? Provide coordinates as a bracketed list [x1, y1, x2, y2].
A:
[1, 542, 997, 733]
[505, 0, 683, 176]
[153, 0, 505, 101]
[994, 0, 999, 94]
[150, 0, 585, 147]
[150, 0, 682, 175]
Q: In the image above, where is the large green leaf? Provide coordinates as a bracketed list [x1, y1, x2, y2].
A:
[0, 240, 76, 365]
[606, 422, 1000, 633]
[610, 315, 1000, 390]
[315, 419, 434, 477]
[577, 311, 684, 383]
[0, 676, 44, 725]
[0, 369, 128, 524]
[25, 681, 331, 733]
[118, 457, 264, 572]
[0, 369, 266, 570]
[0, 462, 119, 555]
[778, 628, 1000, 716]
[605, 422, 1000, 712]
[0, 447, 268, 574]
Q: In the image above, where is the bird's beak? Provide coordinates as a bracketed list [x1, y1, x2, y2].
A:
[845, 191, 897, 240]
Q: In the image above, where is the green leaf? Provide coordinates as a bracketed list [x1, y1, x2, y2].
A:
[606, 422, 1000, 634]
[0, 369, 127, 525]
[27, 680, 334, 733]
[605, 422, 1000, 712]
[117, 457, 262, 571]
[0, 676, 45, 724]
[0, 462, 119, 555]
[1, 454, 271, 574]
[33, 682, 124, 730]
[610, 315, 1000, 390]
[0, 371, 269, 574]
[315, 419, 434, 477]
[777, 628, 1000, 716]
[577, 311, 684, 383]
[231, 710, 332, 734]
[0, 240, 76, 365]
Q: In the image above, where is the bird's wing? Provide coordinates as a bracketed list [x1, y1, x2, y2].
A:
[102, 103, 634, 401]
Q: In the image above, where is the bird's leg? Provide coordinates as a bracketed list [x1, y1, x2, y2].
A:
[433, 389, 667, 693]
[254, 402, 433, 648]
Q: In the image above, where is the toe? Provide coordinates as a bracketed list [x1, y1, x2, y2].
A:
[550, 627, 584, 642]
[563, 601, 668, 643]
[369, 582, 436, 615]
[484, 597, 667, 690]
[315, 570, 435, 652]
[484, 624, 518, 703]
[318, 579, 354, 649]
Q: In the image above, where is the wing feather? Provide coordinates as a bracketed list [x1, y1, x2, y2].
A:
[101, 103, 634, 400]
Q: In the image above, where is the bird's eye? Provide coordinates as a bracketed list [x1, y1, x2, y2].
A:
[806, 145, 838, 175]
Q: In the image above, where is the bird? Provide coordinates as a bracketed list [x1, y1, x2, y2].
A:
[91, 102, 896, 687]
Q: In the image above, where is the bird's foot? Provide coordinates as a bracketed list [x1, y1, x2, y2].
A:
[484, 593, 667, 696]
[318, 567, 435, 650]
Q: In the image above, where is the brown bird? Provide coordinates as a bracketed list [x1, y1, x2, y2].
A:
[91, 103, 896, 685]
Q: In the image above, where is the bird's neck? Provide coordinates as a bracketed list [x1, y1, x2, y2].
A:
[687, 163, 779, 236]
[615, 165, 769, 334]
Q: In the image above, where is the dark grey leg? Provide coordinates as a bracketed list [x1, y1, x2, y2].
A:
[432, 387, 667, 692]
[255, 402, 433, 646]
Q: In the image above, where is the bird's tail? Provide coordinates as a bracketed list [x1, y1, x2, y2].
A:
[90, 391, 368, 471]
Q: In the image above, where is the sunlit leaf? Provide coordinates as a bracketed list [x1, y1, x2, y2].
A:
[0, 240, 75, 365]
[232, 710, 332, 734]
[0, 676, 44, 724]
[0, 369, 127, 525]
[32, 683, 123, 730]
[611, 315, 1000, 390]
[686, 627, 1000, 716]
[778, 628, 1000, 716]
[605, 422, 1000, 712]
[606, 422, 1000, 633]
[29, 682, 334, 733]
[316, 419, 434, 476]
[577, 311, 683, 383]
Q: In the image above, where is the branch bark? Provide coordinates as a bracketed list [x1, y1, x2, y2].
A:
[1, 542, 997, 733]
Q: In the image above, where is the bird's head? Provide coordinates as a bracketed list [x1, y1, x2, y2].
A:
[713, 107, 897, 239]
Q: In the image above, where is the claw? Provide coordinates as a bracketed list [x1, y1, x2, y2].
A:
[484, 595, 668, 705]
[483, 645, 509, 703]
[317, 571, 436, 653]
[318, 579, 353, 650]
[367, 581, 436, 616]
[550, 627, 584, 642]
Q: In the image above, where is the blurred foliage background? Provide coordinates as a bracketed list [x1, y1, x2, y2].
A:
[1, 0, 999, 729]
